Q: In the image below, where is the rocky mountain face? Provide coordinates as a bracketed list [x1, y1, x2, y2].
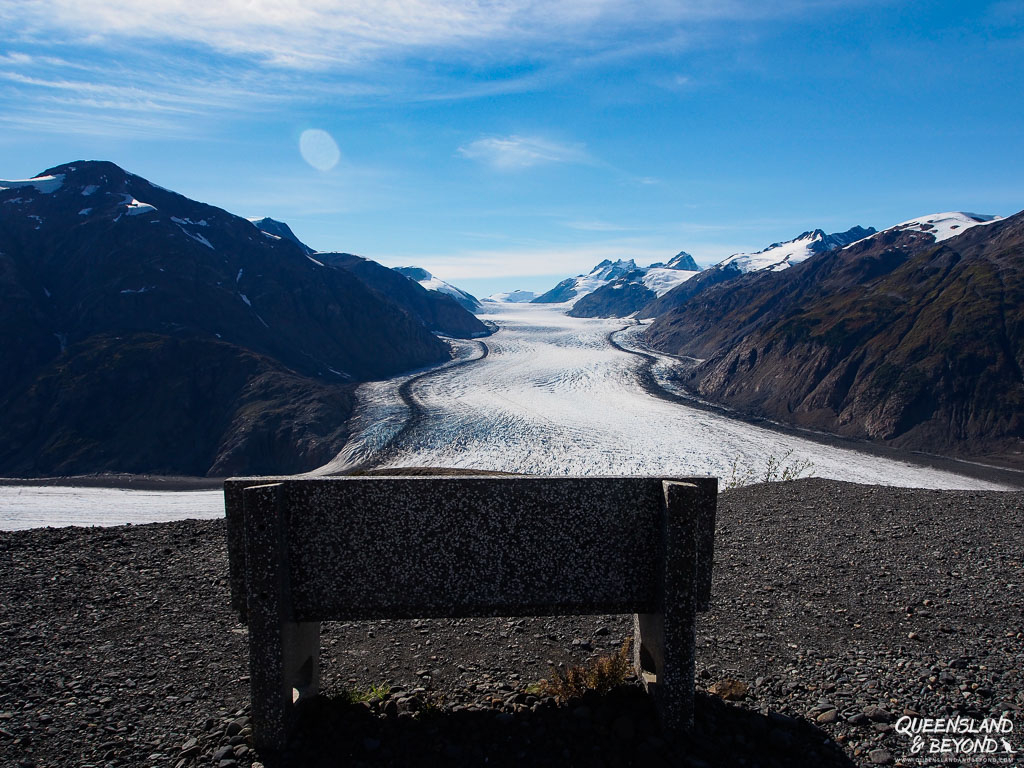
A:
[645, 212, 1023, 459]
[0, 161, 453, 476]
[319, 255, 488, 337]
[393, 266, 482, 313]
[653, 251, 700, 271]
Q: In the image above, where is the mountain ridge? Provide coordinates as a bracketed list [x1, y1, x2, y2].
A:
[645, 210, 1023, 459]
[0, 160, 456, 476]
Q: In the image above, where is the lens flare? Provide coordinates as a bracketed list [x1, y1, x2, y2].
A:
[299, 129, 340, 172]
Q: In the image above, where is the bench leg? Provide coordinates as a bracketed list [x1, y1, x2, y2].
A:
[243, 483, 294, 755]
[283, 621, 321, 703]
[635, 482, 700, 734]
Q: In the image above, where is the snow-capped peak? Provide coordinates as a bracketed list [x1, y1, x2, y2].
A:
[589, 259, 638, 281]
[884, 212, 1002, 244]
[719, 225, 876, 274]
[720, 230, 825, 273]
[663, 251, 700, 271]
[534, 253, 704, 305]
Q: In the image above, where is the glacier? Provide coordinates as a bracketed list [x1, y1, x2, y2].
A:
[319, 303, 1011, 488]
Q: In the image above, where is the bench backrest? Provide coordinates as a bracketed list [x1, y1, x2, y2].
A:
[225, 475, 716, 621]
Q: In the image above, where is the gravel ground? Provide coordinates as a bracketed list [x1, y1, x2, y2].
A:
[0, 478, 1021, 768]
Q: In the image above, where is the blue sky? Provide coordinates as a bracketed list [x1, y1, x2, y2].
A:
[2, 0, 1022, 298]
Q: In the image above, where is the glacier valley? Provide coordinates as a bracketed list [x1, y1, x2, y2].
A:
[1, 303, 1011, 529]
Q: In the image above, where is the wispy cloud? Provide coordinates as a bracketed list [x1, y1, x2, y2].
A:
[458, 135, 590, 170]
[1, 1, 859, 69]
[0, 0, 877, 136]
[563, 219, 634, 232]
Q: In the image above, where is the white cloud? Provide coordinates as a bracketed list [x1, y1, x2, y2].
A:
[458, 135, 589, 170]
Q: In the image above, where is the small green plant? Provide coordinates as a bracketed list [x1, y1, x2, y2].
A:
[539, 638, 632, 700]
[722, 450, 815, 490]
[418, 693, 446, 719]
[343, 682, 392, 703]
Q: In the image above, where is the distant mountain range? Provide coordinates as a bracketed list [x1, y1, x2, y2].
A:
[0, 161, 486, 477]
[484, 289, 537, 303]
[644, 211, 1021, 460]
[532, 252, 701, 314]
[543, 226, 874, 320]
[567, 252, 701, 318]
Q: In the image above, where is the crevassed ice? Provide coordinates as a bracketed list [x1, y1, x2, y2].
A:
[325, 302, 1009, 491]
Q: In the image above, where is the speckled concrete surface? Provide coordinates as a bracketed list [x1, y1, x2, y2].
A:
[226, 475, 717, 750]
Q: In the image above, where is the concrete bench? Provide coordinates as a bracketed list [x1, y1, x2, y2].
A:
[224, 475, 717, 753]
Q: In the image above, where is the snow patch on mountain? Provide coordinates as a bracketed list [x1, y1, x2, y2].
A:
[642, 267, 700, 296]
[124, 197, 157, 215]
[171, 216, 208, 227]
[176, 225, 213, 249]
[0, 175, 64, 194]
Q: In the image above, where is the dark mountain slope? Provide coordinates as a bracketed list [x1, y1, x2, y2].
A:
[250, 216, 316, 254]
[646, 212, 1024, 457]
[393, 266, 482, 313]
[0, 333, 355, 476]
[0, 161, 451, 476]
[319, 253, 488, 338]
[640, 262, 749, 321]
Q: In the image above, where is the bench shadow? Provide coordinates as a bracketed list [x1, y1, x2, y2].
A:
[270, 686, 855, 768]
